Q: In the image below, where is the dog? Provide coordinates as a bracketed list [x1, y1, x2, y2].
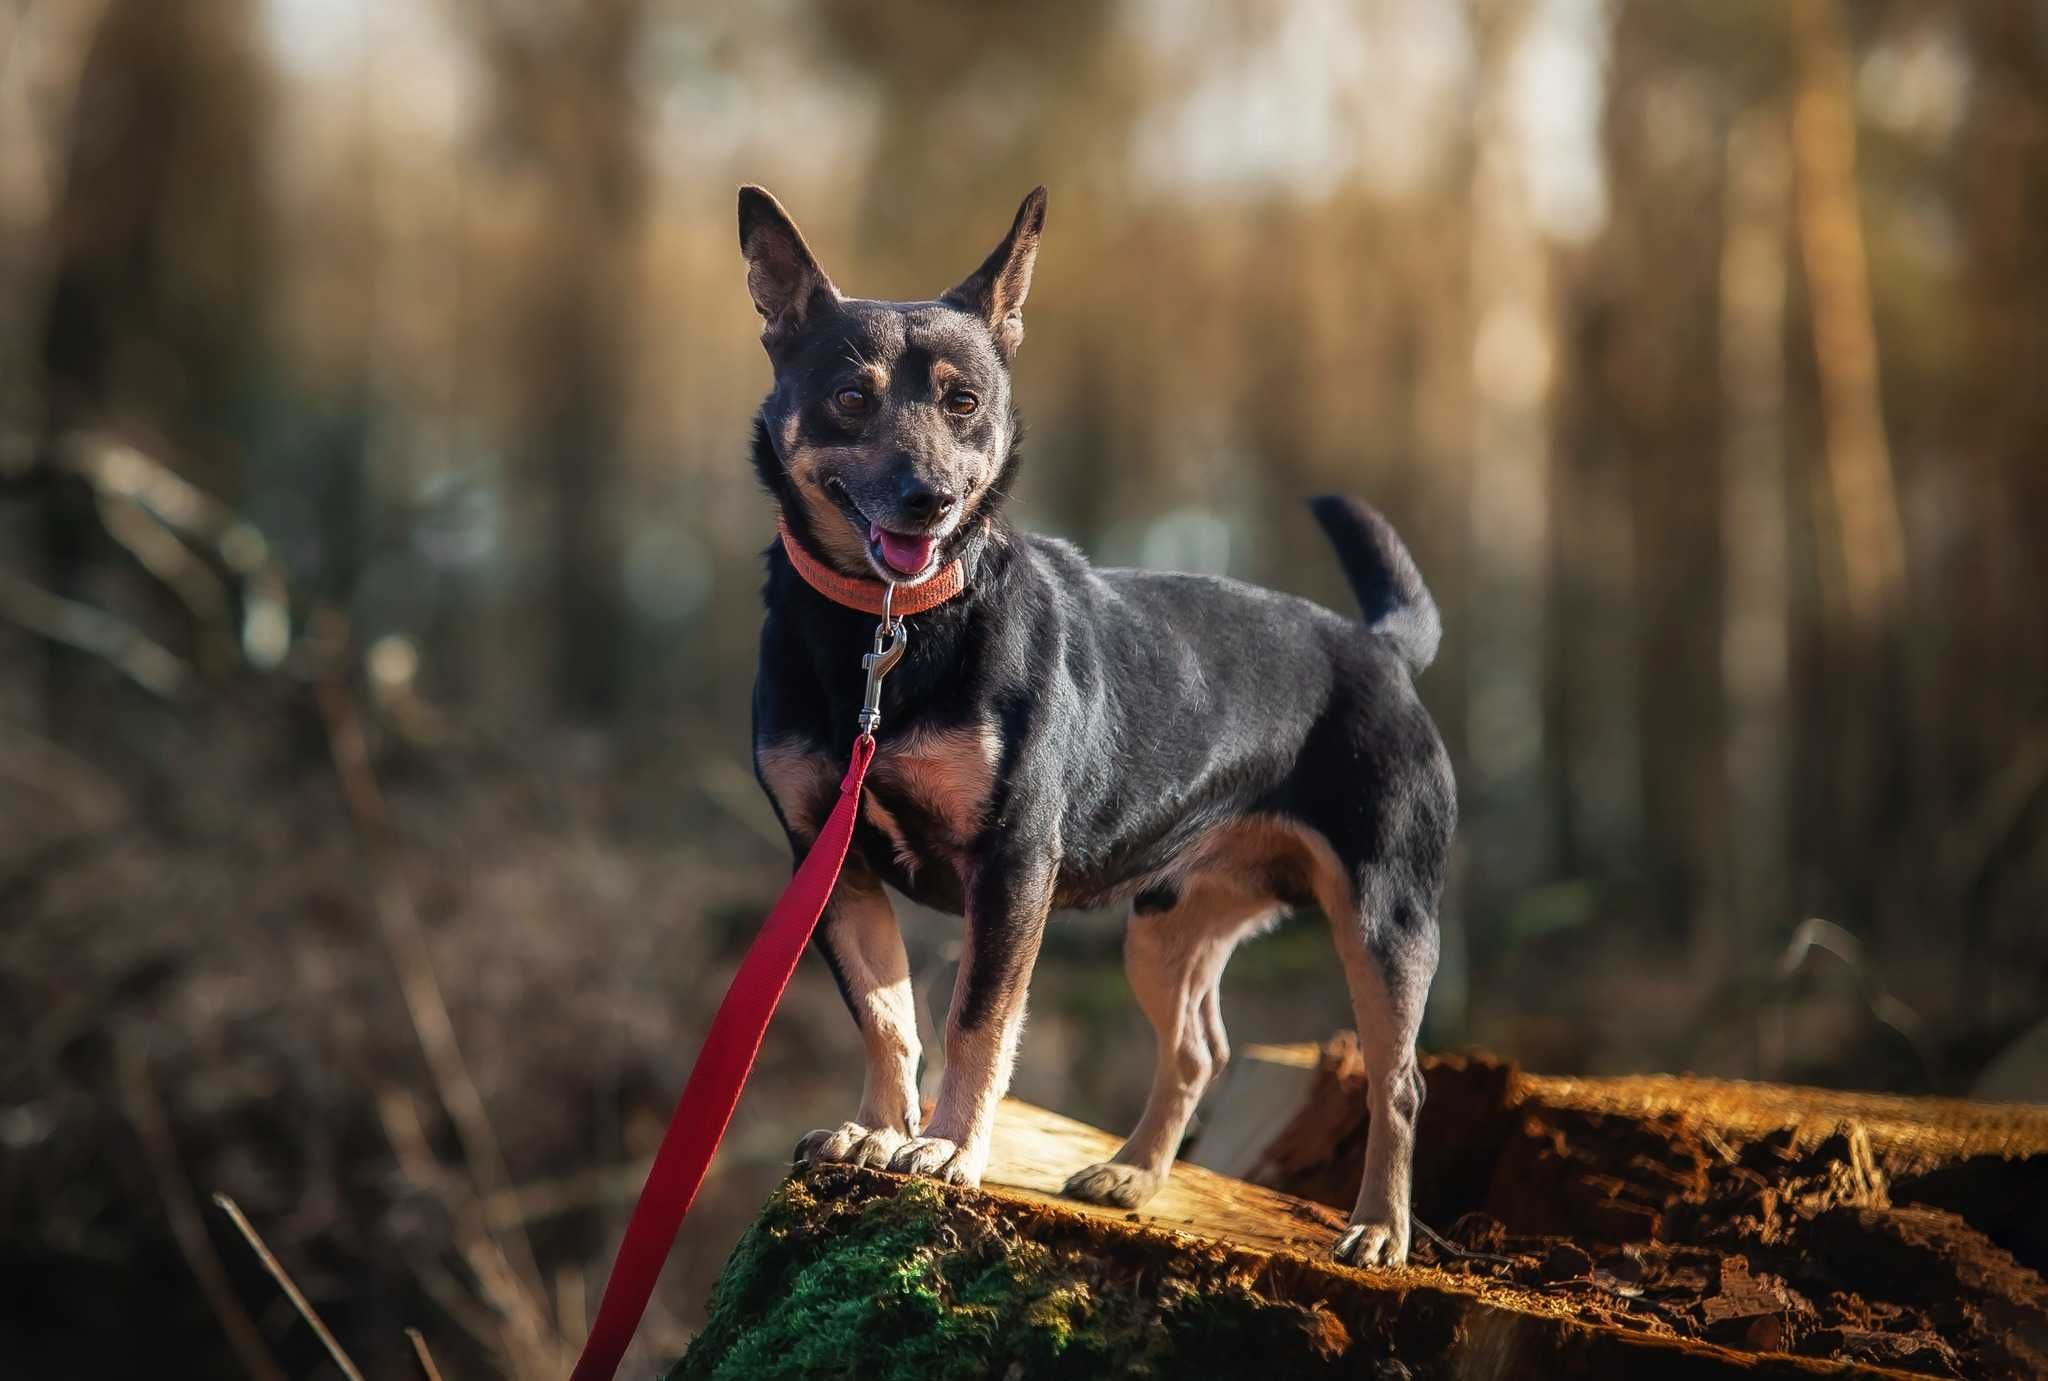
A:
[741, 184, 1454, 1267]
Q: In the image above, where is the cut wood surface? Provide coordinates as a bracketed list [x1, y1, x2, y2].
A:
[1509, 1064, 2044, 1167]
[1219, 1041, 2048, 1168]
[976, 1097, 1349, 1256]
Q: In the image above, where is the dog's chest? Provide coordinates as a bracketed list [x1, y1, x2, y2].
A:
[758, 722, 1000, 894]
[862, 723, 1000, 877]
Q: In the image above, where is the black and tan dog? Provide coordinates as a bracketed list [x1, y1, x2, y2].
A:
[742, 185, 1454, 1267]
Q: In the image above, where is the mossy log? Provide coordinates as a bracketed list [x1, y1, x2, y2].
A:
[666, 1082, 2047, 1379]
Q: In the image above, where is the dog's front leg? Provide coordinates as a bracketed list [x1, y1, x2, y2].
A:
[794, 865, 922, 1170]
[889, 847, 1055, 1186]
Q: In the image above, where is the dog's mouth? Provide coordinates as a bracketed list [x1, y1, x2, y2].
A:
[823, 477, 946, 583]
[867, 523, 937, 580]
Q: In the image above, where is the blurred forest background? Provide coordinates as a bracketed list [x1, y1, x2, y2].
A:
[3, 0, 2045, 1376]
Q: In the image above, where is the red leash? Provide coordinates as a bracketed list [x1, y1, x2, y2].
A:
[570, 564, 937, 1381]
[569, 733, 873, 1381]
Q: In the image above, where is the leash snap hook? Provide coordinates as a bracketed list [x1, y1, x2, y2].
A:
[857, 582, 907, 738]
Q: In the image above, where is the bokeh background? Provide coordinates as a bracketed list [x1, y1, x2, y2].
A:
[4, 1, 2045, 1376]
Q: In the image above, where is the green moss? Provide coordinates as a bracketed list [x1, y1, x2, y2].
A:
[666, 1171, 1354, 1381]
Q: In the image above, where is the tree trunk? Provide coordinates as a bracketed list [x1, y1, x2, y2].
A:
[1462, 0, 1558, 908]
[1715, 108, 1794, 1033]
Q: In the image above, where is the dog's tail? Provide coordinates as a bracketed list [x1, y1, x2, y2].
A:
[1309, 495, 1441, 673]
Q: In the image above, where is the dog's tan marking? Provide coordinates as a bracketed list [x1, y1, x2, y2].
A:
[776, 415, 873, 574]
[831, 881, 921, 1133]
[1062, 816, 1359, 1215]
[756, 736, 837, 840]
[791, 475, 872, 574]
[873, 722, 1001, 846]
[1142, 811, 1428, 1265]
[861, 793, 921, 879]
[1175, 813, 1358, 919]
[796, 877, 923, 1169]
[1066, 878, 1279, 1210]
[930, 358, 961, 394]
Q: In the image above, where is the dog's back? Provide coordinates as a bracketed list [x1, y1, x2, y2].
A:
[997, 502, 1452, 922]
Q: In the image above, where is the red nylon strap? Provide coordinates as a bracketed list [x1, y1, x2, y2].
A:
[569, 733, 877, 1381]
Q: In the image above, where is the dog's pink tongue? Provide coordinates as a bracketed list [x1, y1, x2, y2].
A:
[874, 526, 934, 575]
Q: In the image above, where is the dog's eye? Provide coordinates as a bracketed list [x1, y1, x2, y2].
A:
[945, 391, 979, 417]
[834, 387, 869, 412]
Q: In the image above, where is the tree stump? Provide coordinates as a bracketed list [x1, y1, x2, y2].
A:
[667, 1050, 2048, 1379]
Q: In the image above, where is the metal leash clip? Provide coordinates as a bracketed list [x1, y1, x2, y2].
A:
[857, 582, 907, 738]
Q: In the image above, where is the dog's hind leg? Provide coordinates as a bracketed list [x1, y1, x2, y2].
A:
[793, 868, 923, 1170]
[1326, 867, 1439, 1268]
[1063, 880, 1277, 1210]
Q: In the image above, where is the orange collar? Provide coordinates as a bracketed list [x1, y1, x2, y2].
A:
[777, 518, 968, 616]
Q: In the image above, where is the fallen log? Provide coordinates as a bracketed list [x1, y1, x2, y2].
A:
[665, 1051, 2048, 1379]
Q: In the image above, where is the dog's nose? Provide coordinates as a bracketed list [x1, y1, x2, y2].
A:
[898, 479, 958, 527]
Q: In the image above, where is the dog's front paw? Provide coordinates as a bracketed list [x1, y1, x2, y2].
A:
[885, 1135, 985, 1186]
[793, 1121, 907, 1170]
[1061, 1162, 1162, 1209]
[1331, 1218, 1409, 1269]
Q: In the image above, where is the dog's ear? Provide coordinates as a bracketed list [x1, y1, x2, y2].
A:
[738, 185, 838, 347]
[942, 186, 1046, 359]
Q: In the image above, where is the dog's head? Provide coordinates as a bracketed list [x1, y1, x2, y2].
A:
[740, 185, 1045, 584]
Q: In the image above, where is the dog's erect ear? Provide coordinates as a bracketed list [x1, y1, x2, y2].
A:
[941, 186, 1046, 359]
[738, 185, 838, 346]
